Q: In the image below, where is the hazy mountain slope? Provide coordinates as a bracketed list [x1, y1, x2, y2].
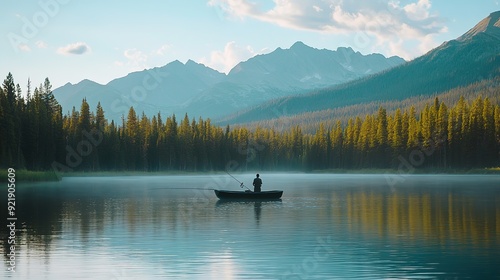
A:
[182, 42, 405, 118]
[54, 60, 226, 121]
[233, 78, 500, 133]
[226, 42, 404, 88]
[55, 79, 123, 115]
[53, 42, 405, 121]
[221, 12, 500, 125]
[107, 60, 225, 105]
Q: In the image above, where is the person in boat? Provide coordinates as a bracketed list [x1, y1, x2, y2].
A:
[253, 174, 262, 192]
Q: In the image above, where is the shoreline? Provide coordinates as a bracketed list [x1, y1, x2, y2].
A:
[0, 169, 60, 182]
[309, 168, 500, 175]
[2, 167, 499, 182]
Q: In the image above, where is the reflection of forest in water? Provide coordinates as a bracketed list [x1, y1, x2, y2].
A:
[2, 183, 499, 264]
[339, 189, 500, 247]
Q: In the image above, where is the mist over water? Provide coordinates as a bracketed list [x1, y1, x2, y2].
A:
[1, 174, 499, 279]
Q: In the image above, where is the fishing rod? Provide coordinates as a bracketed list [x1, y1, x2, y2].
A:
[225, 170, 252, 191]
[151, 187, 216, 191]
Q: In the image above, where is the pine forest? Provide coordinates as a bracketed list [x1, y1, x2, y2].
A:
[1, 73, 499, 173]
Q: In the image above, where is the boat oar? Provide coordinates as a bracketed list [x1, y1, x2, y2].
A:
[225, 170, 252, 192]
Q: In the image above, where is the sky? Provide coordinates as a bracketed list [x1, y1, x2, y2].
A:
[1, 0, 499, 89]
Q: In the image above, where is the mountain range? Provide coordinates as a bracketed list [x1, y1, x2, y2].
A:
[54, 11, 500, 127]
[222, 11, 500, 125]
[53, 42, 405, 122]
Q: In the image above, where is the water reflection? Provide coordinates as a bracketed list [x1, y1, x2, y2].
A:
[338, 188, 500, 249]
[1, 175, 499, 279]
[215, 200, 281, 227]
[1, 184, 64, 268]
[255, 202, 261, 225]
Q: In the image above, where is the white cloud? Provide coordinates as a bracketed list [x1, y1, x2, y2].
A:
[404, 0, 431, 21]
[209, 0, 444, 35]
[119, 48, 148, 70]
[208, 0, 259, 20]
[35, 40, 48, 49]
[57, 42, 91, 55]
[418, 33, 441, 54]
[313, 5, 323, 13]
[124, 48, 147, 63]
[208, 0, 447, 59]
[18, 43, 31, 52]
[387, 38, 412, 60]
[115, 44, 173, 71]
[200, 41, 264, 73]
[156, 44, 171, 56]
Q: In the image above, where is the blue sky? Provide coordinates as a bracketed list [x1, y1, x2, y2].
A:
[1, 0, 499, 89]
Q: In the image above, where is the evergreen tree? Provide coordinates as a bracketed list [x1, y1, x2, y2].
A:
[375, 107, 389, 167]
[391, 108, 404, 156]
[329, 121, 343, 168]
[494, 105, 500, 162]
[95, 102, 106, 130]
[1, 73, 498, 173]
[78, 99, 91, 136]
[436, 102, 448, 167]
[1, 73, 21, 167]
[310, 123, 328, 169]
[481, 98, 496, 166]
[163, 114, 178, 169]
[407, 106, 419, 149]
[0, 86, 6, 167]
[124, 107, 140, 169]
[178, 113, 194, 170]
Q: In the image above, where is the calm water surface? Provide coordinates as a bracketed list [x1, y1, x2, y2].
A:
[1, 174, 499, 279]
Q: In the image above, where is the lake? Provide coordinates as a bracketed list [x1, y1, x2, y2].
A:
[1, 174, 499, 279]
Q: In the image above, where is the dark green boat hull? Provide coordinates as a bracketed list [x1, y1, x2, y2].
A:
[214, 190, 283, 200]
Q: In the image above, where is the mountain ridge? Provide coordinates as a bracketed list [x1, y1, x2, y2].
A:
[458, 11, 500, 41]
[221, 11, 500, 125]
[53, 42, 405, 121]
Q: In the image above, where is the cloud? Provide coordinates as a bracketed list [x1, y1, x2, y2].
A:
[209, 0, 444, 36]
[124, 48, 147, 64]
[114, 43, 173, 71]
[312, 5, 323, 13]
[404, 0, 431, 21]
[200, 41, 265, 73]
[36, 40, 48, 49]
[18, 43, 31, 52]
[57, 42, 91, 55]
[208, 0, 447, 59]
[119, 48, 148, 70]
[156, 44, 171, 56]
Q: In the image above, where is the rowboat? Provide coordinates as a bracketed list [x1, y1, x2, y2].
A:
[214, 190, 283, 200]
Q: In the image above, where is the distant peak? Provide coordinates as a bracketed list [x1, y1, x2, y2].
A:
[336, 46, 355, 54]
[290, 41, 310, 50]
[185, 59, 200, 68]
[458, 11, 500, 41]
[186, 59, 210, 69]
[160, 60, 184, 70]
[170, 59, 183, 65]
[493, 11, 500, 27]
[80, 79, 96, 84]
[74, 79, 103, 87]
[490, 10, 500, 17]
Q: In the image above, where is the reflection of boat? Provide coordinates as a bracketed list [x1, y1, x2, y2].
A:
[215, 200, 282, 207]
[214, 190, 283, 200]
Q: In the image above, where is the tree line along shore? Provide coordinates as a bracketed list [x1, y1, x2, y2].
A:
[1, 73, 499, 180]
